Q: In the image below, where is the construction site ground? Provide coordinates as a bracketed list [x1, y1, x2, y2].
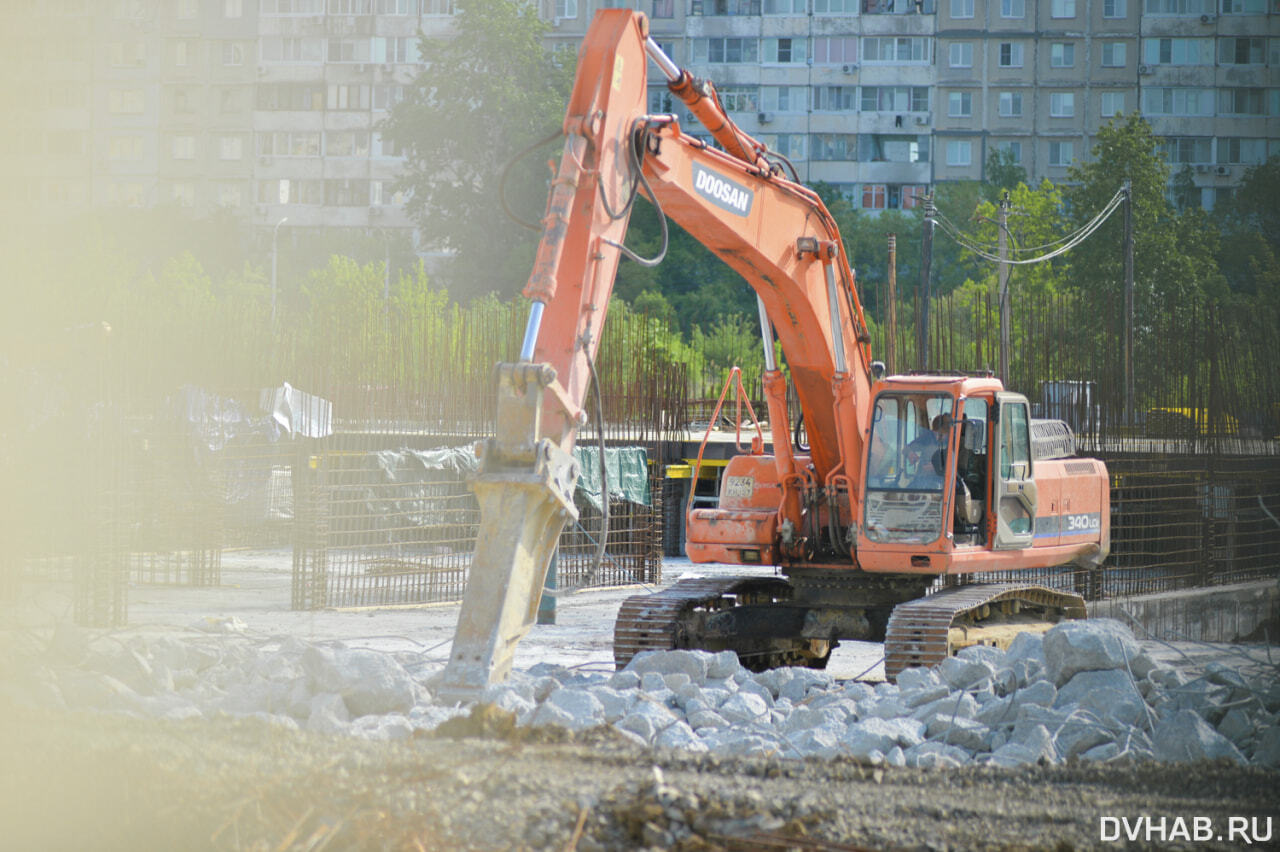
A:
[2, 549, 1276, 851]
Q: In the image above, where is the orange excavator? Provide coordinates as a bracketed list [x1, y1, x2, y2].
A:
[436, 9, 1108, 700]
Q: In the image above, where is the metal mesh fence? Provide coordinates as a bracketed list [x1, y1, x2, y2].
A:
[4, 242, 1276, 624]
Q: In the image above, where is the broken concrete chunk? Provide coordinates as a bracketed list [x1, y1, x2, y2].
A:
[1043, 619, 1140, 686]
[1153, 709, 1247, 764]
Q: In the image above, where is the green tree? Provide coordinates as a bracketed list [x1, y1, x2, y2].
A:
[381, 0, 575, 301]
[1065, 113, 1222, 305]
[1217, 156, 1280, 301]
[983, 148, 1028, 203]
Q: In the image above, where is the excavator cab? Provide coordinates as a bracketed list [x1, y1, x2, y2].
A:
[863, 392, 957, 545]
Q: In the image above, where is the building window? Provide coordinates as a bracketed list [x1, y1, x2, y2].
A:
[1050, 0, 1075, 16]
[328, 38, 372, 63]
[1141, 87, 1216, 115]
[1220, 0, 1266, 12]
[174, 40, 190, 67]
[811, 133, 858, 161]
[264, 0, 327, 11]
[1217, 137, 1269, 165]
[691, 38, 760, 64]
[1101, 43, 1126, 67]
[1049, 92, 1075, 116]
[257, 83, 326, 111]
[1100, 91, 1125, 116]
[1001, 0, 1025, 15]
[108, 135, 144, 162]
[1103, 0, 1126, 14]
[1050, 43, 1075, 68]
[762, 86, 807, 112]
[862, 37, 931, 63]
[950, 0, 974, 17]
[1144, 38, 1214, 65]
[375, 37, 419, 63]
[765, 0, 806, 10]
[109, 41, 146, 68]
[760, 133, 806, 160]
[173, 88, 195, 113]
[176, 0, 197, 18]
[1219, 88, 1266, 115]
[946, 140, 972, 166]
[108, 89, 145, 114]
[217, 135, 242, 160]
[1143, 0, 1209, 13]
[171, 182, 195, 207]
[374, 84, 406, 110]
[327, 84, 371, 110]
[330, 0, 374, 10]
[222, 43, 244, 66]
[224, 0, 242, 17]
[326, 131, 371, 157]
[176, 133, 201, 160]
[219, 89, 243, 113]
[812, 86, 858, 111]
[216, 182, 243, 207]
[998, 43, 1024, 67]
[262, 38, 325, 63]
[813, 38, 856, 65]
[948, 91, 972, 117]
[949, 42, 973, 68]
[1160, 137, 1212, 163]
[422, 0, 454, 12]
[693, 0, 762, 13]
[862, 184, 886, 210]
[995, 140, 1022, 163]
[717, 86, 759, 112]
[998, 91, 1023, 116]
[815, 0, 858, 10]
[1219, 38, 1264, 65]
[861, 86, 930, 112]
[859, 134, 929, 162]
[258, 131, 322, 157]
[1048, 141, 1074, 167]
[764, 38, 808, 63]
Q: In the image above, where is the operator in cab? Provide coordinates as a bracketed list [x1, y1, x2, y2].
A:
[907, 413, 951, 488]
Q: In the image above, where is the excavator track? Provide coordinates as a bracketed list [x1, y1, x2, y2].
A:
[883, 583, 1087, 680]
[614, 576, 792, 669]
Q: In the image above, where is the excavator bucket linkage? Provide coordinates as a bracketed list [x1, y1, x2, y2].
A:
[436, 364, 579, 703]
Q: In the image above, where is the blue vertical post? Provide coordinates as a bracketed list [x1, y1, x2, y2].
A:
[536, 548, 558, 625]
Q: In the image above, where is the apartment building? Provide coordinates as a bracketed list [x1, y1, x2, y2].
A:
[553, 0, 1277, 211]
[5, 0, 1275, 238]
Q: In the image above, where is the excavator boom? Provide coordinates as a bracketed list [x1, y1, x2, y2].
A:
[436, 10, 873, 699]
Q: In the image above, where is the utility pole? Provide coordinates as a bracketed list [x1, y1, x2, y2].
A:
[1122, 179, 1134, 429]
[919, 193, 934, 371]
[997, 192, 1011, 383]
[887, 233, 897, 374]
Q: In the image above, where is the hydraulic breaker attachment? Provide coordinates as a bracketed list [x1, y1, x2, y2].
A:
[436, 364, 580, 703]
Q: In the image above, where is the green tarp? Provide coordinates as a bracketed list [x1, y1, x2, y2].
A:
[572, 446, 650, 512]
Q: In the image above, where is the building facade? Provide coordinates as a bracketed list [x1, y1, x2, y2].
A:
[6, 0, 1276, 237]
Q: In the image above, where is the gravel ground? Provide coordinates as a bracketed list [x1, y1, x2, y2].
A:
[2, 551, 1277, 850]
[2, 698, 1275, 852]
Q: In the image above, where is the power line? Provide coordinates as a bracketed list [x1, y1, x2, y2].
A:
[927, 187, 1127, 265]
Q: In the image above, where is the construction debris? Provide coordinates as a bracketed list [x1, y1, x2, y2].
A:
[7, 618, 1277, 770]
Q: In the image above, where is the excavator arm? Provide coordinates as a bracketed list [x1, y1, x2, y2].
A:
[437, 10, 875, 700]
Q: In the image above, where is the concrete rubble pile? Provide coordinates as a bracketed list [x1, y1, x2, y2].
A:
[7, 616, 1279, 769]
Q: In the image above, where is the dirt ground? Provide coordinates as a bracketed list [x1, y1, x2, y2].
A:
[2, 698, 1275, 852]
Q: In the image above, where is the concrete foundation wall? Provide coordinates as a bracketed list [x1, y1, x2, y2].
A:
[1089, 581, 1280, 644]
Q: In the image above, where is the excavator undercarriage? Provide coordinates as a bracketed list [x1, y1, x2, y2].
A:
[614, 573, 1087, 679]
